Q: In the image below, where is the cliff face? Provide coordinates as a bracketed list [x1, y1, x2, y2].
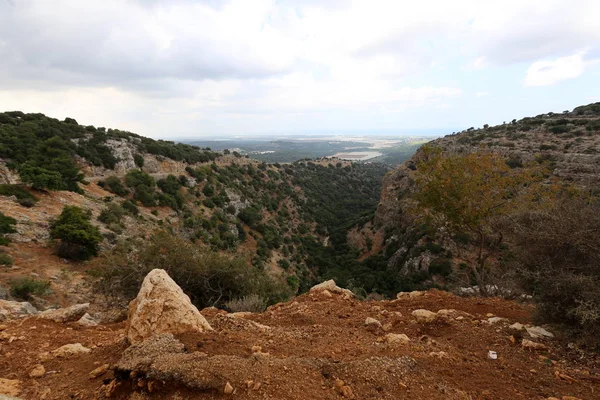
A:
[374, 102, 600, 287]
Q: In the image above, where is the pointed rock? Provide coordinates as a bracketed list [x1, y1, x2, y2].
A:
[126, 269, 213, 344]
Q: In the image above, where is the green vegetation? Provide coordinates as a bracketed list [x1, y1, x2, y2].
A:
[50, 206, 103, 260]
[0, 184, 38, 207]
[95, 231, 290, 309]
[99, 176, 129, 197]
[0, 111, 219, 193]
[10, 277, 50, 300]
[0, 212, 17, 245]
[0, 251, 12, 266]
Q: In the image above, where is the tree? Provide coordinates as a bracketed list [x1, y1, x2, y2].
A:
[50, 206, 103, 260]
[413, 147, 542, 295]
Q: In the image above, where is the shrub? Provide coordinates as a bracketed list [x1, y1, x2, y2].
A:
[0, 184, 38, 207]
[0, 212, 17, 245]
[103, 176, 129, 197]
[125, 169, 155, 188]
[0, 252, 13, 266]
[10, 277, 50, 300]
[94, 231, 291, 308]
[121, 199, 139, 216]
[133, 154, 145, 168]
[98, 203, 126, 225]
[225, 294, 267, 313]
[508, 195, 600, 348]
[50, 206, 103, 260]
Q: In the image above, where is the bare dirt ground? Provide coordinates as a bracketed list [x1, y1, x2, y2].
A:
[1, 290, 599, 400]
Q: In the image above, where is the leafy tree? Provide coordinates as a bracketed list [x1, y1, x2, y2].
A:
[413, 147, 542, 295]
[50, 206, 103, 260]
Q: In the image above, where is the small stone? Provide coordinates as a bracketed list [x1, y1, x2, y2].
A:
[429, 351, 450, 359]
[487, 317, 508, 324]
[224, 382, 234, 394]
[522, 339, 548, 350]
[77, 313, 99, 327]
[89, 364, 110, 379]
[52, 343, 91, 358]
[412, 309, 438, 324]
[509, 322, 525, 331]
[320, 289, 333, 298]
[397, 291, 424, 299]
[385, 333, 410, 345]
[382, 322, 393, 332]
[455, 316, 464, 321]
[364, 317, 382, 328]
[486, 313, 495, 318]
[29, 364, 46, 378]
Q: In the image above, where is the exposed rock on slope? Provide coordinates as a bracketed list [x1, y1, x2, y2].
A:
[126, 269, 213, 344]
[373, 103, 600, 286]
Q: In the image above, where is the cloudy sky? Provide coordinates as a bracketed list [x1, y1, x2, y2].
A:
[0, 0, 599, 138]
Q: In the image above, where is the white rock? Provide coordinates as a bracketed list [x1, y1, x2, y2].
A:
[412, 309, 438, 324]
[0, 300, 37, 320]
[526, 326, 554, 339]
[309, 280, 354, 298]
[52, 343, 91, 358]
[509, 322, 525, 331]
[487, 317, 508, 325]
[126, 269, 213, 344]
[76, 313, 99, 327]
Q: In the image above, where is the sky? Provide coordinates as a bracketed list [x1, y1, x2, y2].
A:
[0, 0, 599, 139]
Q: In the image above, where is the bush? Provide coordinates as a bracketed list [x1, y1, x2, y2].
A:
[50, 206, 103, 260]
[121, 199, 139, 216]
[94, 231, 291, 308]
[225, 294, 267, 313]
[508, 195, 600, 348]
[133, 154, 145, 168]
[98, 203, 127, 225]
[0, 184, 38, 207]
[18, 164, 65, 191]
[10, 277, 50, 300]
[0, 252, 13, 266]
[0, 212, 17, 245]
[102, 176, 129, 197]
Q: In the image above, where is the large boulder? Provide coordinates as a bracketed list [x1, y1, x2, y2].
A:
[126, 269, 213, 344]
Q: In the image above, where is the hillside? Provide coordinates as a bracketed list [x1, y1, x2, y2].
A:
[0, 112, 392, 309]
[372, 102, 600, 288]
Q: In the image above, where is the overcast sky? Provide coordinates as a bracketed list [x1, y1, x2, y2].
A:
[0, 0, 599, 138]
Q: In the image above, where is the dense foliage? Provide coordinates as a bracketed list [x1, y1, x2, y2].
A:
[0, 111, 219, 192]
[95, 231, 291, 309]
[50, 206, 103, 260]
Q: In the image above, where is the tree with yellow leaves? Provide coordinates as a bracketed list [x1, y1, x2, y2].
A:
[413, 146, 544, 295]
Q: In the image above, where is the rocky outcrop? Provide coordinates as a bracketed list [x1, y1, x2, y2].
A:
[126, 269, 213, 344]
[0, 300, 37, 321]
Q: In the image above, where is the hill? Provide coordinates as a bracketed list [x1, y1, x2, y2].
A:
[0, 111, 391, 309]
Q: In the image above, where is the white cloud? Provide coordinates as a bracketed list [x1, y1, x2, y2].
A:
[524, 51, 589, 87]
[0, 0, 598, 136]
